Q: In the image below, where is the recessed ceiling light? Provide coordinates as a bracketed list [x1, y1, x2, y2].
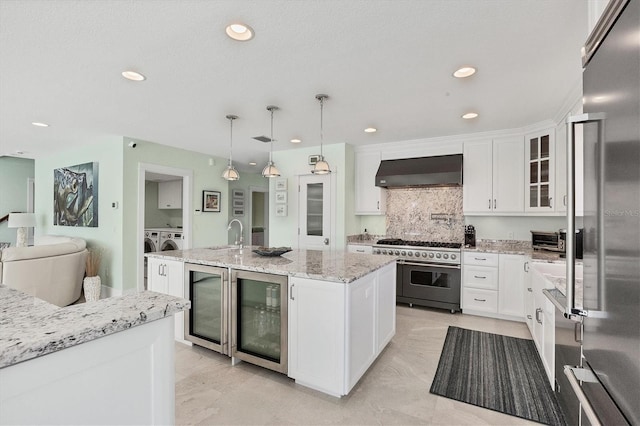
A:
[225, 23, 254, 41]
[453, 67, 477, 78]
[462, 112, 479, 119]
[31, 122, 49, 127]
[364, 127, 377, 133]
[121, 70, 146, 81]
[290, 138, 302, 144]
[249, 161, 257, 166]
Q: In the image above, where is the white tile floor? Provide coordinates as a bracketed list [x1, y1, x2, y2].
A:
[175, 305, 538, 425]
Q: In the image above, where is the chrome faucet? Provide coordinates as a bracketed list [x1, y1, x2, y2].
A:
[227, 219, 244, 249]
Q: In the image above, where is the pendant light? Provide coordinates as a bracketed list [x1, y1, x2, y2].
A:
[221, 114, 240, 181]
[262, 105, 281, 178]
[311, 94, 331, 174]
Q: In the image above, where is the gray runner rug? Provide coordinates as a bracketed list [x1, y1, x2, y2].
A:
[430, 326, 566, 426]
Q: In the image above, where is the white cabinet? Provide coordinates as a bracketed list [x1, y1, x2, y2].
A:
[158, 180, 182, 209]
[346, 244, 373, 254]
[530, 263, 556, 386]
[463, 136, 524, 214]
[523, 260, 534, 333]
[354, 151, 386, 215]
[147, 257, 185, 341]
[525, 129, 556, 212]
[462, 251, 526, 322]
[288, 262, 395, 397]
[462, 252, 499, 314]
[498, 254, 526, 318]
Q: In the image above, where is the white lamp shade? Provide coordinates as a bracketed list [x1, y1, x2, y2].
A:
[8, 213, 36, 228]
[222, 165, 240, 181]
[311, 157, 332, 175]
[262, 161, 281, 178]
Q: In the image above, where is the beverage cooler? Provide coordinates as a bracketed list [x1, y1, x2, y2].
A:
[184, 263, 229, 355]
[231, 270, 288, 374]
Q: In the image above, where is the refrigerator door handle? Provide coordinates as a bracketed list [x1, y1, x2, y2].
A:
[565, 113, 606, 318]
[563, 366, 602, 426]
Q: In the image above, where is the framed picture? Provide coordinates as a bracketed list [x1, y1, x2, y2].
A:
[233, 208, 244, 217]
[275, 178, 287, 191]
[232, 189, 244, 198]
[275, 204, 287, 217]
[202, 190, 221, 212]
[275, 191, 287, 204]
[54, 162, 99, 227]
[233, 199, 244, 208]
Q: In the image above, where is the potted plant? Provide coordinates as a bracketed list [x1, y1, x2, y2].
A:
[84, 248, 102, 302]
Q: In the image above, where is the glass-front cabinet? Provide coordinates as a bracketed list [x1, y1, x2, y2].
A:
[525, 129, 555, 212]
[231, 270, 288, 374]
[184, 263, 229, 354]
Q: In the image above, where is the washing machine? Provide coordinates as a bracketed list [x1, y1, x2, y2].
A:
[159, 231, 183, 251]
[144, 230, 160, 253]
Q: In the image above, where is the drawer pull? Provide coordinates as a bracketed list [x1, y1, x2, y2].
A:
[356, 249, 365, 252]
[474, 298, 486, 302]
[474, 257, 487, 261]
[527, 315, 533, 319]
[536, 308, 543, 324]
[527, 287, 533, 292]
[474, 275, 486, 279]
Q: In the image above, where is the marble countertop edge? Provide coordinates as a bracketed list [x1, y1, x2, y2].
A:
[0, 287, 189, 369]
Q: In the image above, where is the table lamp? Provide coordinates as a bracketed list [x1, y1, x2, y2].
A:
[8, 213, 36, 247]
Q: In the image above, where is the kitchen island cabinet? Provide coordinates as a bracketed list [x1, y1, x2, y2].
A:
[148, 257, 186, 342]
[0, 286, 188, 425]
[147, 247, 396, 397]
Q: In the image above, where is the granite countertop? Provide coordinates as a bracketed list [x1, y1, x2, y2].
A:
[463, 239, 573, 263]
[0, 285, 189, 369]
[147, 247, 397, 283]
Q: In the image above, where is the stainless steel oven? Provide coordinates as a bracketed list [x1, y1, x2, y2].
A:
[374, 239, 462, 313]
[397, 260, 461, 313]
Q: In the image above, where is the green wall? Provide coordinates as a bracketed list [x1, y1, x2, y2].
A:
[144, 181, 183, 228]
[123, 137, 230, 292]
[269, 143, 354, 249]
[34, 138, 124, 290]
[0, 157, 35, 245]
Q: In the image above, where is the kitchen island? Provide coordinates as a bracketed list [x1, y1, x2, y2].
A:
[147, 247, 397, 397]
[0, 285, 189, 425]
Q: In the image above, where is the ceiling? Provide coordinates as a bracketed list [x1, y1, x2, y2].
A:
[0, 0, 587, 172]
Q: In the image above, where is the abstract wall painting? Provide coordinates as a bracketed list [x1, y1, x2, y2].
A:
[54, 162, 99, 227]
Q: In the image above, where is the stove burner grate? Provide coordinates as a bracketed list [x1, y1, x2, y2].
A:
[376, 239, 462, 249]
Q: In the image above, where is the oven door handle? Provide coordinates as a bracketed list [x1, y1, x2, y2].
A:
[398, 261, 460, 270]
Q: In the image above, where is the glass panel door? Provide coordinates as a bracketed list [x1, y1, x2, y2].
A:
[298, 174, 332, 250]
[184, 263, 228, 354]
[528, 132, 553, 209]
[232, 270, 288, 374]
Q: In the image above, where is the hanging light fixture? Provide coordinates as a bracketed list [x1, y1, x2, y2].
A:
[262, 105, 281, 178]
[311, 94, 331, 174]
[221, 114, 240, 181]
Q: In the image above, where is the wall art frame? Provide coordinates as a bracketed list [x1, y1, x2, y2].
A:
[203, 190, 221, 212]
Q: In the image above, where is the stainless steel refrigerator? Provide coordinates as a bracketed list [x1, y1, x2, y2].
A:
[561, 0, 640, 424]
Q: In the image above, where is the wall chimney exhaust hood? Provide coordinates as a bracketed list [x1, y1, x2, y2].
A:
[375, 154, 463, 188]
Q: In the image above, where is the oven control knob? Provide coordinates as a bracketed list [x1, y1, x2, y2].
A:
[380, 249, 385, 254]
[422, 252, 428, 257]
[401, 250, 406, 256]
[451, 254, 457, 260]
[428, 253, 434, 258]
[436, 253, 441, 259]
[443, 254, 449, 259]
[394, 250, 400, 255]
[407, 251, 413, 256]
[415, 251, 420, 257]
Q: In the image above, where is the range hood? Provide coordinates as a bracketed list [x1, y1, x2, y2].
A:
[375, 154, 463, 188]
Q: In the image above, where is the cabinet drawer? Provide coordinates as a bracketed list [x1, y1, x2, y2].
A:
[464, 266, 498, 290]
[463, 288, 498, 313]
[347, 244, 373, 254]
[464, 251, 499, 267]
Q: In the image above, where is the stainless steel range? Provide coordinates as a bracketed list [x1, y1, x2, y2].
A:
[374, 239, 461, 313]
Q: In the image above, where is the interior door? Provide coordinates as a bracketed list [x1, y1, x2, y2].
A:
[298, 174, 331, 250]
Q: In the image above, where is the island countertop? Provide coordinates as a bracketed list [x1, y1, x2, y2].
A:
[0, 285, 189, 369]
[146, 247, 397, 283]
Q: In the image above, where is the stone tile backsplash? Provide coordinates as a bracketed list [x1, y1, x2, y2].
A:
[386, 187, 464, 243]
